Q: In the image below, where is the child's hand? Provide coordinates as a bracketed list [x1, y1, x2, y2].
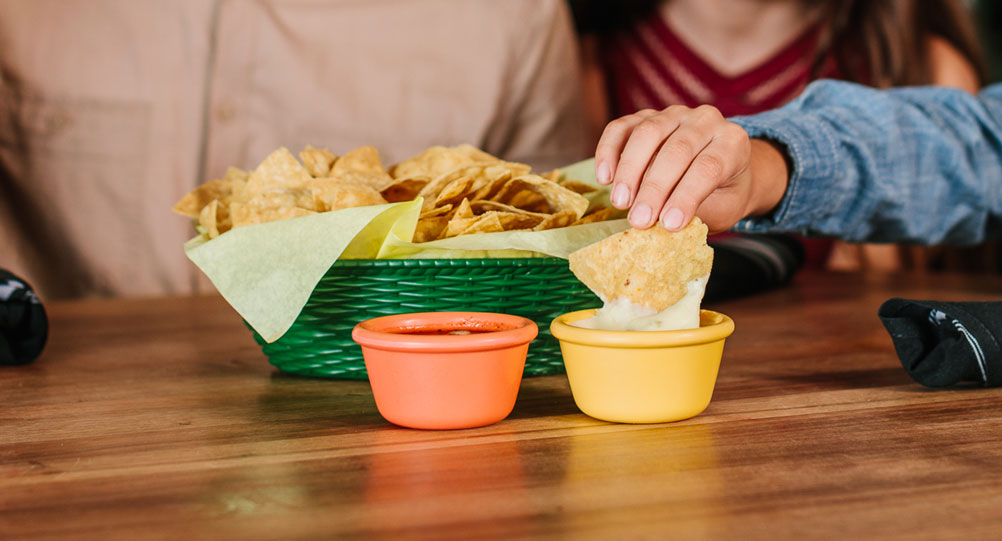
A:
[594, 105, 787, 232]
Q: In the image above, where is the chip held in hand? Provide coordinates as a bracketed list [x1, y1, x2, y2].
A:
[568, 218, 714, 331]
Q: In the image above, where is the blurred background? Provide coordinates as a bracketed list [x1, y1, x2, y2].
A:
[1, 0, 1001, 302]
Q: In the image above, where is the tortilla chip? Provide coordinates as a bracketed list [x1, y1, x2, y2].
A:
[434, 199, 541, 232]
[420, 205, 453, 221]
[559, 180, 600, 195]
[335, 170, 396, 192]
[452, 144, 501, 164]
[441, 211, 506, 238]
[173, 178, 231, 218]
[381, 177, 429, 202]
[310, 179, 387, 211]
[198, 199, 221, 238]
[418, 164, 484, 199]
[331, 146, 385, 176]
[246, 147, 313, 194]
[180, 143, 609, 241]
[329, 146, 395, 191]
[299, 146, 338, 178]
[507, 190, 548, 212]
[469, 199, 546, 218]
[238, 188, 315, 213]
[237, 150, 320, 213]
[440, 216, 478, 239]
[391, 144, 499, 179]
[391, 146, 468, 180]
[457, 212, 505, 236]
[230, 201, 316, 228]
[540, 169, 562, 182]
[571, 206, 614, 226]
[568, 218, 714, 311]
[433, 175, 476, 208]
[492, 161, 532, 178]
[533, 211, 577, 231]
[223, 166, 249, 182]
[224, 167, 249, 198]
[491, 174, 588, 220]
[469, 169, 514, 201]
[414, 216, 450, 242]
[495, 211, 544, 230]
[453, 198, 474, 220]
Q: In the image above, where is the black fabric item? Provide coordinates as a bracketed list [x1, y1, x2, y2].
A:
[703, 234, 806, 302]
[878, 298, 1002, 388]
[0, 269, 48, 365]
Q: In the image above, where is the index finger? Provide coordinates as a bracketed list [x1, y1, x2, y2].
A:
[593, 109, 658, 185]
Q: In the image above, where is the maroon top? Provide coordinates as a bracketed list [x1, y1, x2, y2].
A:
[604, 15, 842, 117]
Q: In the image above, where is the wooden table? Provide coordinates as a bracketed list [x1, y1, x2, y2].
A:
[4, 271, 1002, 540]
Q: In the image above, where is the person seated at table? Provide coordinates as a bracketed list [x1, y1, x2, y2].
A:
[571, 0, 986, 277]
[0, 0, 589, 300]
[593, 79, 1002, 246]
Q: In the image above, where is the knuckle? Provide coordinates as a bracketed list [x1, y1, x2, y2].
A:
[694, 104, 722, 119]
[692, 106, 725, 127]
[633, 118, 668, 137]
[695, 153, 727, 181]
[670, 197, 699, 215]
[734, 133, 752, 155]
[663, 137, 696, 159]
[720, 130, 751, 158]
[666, 104, 692, 116]
[604, 116, 633, 133]
[675, 201, 699, 217]
[667, 188, 702, 214]
[725, 121, 748, 137]
[616, 156, 648, 176]
[723, 123, 750, 144]
[638, 173, 674, 195]
[594, 136, 617, 153]
[594, 142, 615, 160]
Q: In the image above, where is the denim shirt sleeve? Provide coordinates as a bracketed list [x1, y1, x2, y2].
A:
[730, 80, 1002, 245]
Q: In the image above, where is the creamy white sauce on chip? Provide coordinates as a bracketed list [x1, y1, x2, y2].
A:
[573, 275, 708, 331]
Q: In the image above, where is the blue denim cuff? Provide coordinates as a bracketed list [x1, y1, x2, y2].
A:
[730, 110, 840, 234]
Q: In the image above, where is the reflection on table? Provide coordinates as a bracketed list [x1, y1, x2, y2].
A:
[4, 271, 1002, 539]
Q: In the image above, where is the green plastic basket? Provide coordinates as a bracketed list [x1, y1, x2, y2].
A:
[248, 258, 600, 379]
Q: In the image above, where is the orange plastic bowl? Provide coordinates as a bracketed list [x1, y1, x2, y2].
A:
[352, 312, 538, 430]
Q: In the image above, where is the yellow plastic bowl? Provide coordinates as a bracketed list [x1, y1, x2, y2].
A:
[550, 309, 734, 424]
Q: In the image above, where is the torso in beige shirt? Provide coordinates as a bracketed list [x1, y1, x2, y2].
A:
[0, 0, 589, 299]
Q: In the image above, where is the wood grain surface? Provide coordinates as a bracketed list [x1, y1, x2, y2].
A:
[3, 271, 1002, 540]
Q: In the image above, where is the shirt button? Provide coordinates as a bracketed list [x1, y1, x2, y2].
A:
[43, 110, 73, 135]
[215, 100, 237, 122]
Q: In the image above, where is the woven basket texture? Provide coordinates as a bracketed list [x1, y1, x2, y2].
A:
[249, 258, 599, 379]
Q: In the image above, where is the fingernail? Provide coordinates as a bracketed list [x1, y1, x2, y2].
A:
[611, 183, 629, 207]
[661, 207, 685, 230]
[596, 162, 611, 184]
[630, 204, 652, 227]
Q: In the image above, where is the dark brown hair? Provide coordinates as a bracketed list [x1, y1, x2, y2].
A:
[815, 0, 988, 87]
[569, 0, 988, 88]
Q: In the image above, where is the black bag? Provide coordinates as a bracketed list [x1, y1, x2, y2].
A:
[0, 269, 48, 365]
[879, 298, 1002, 388]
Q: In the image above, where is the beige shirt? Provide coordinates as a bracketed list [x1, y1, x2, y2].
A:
[0, 0, 589, 299]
